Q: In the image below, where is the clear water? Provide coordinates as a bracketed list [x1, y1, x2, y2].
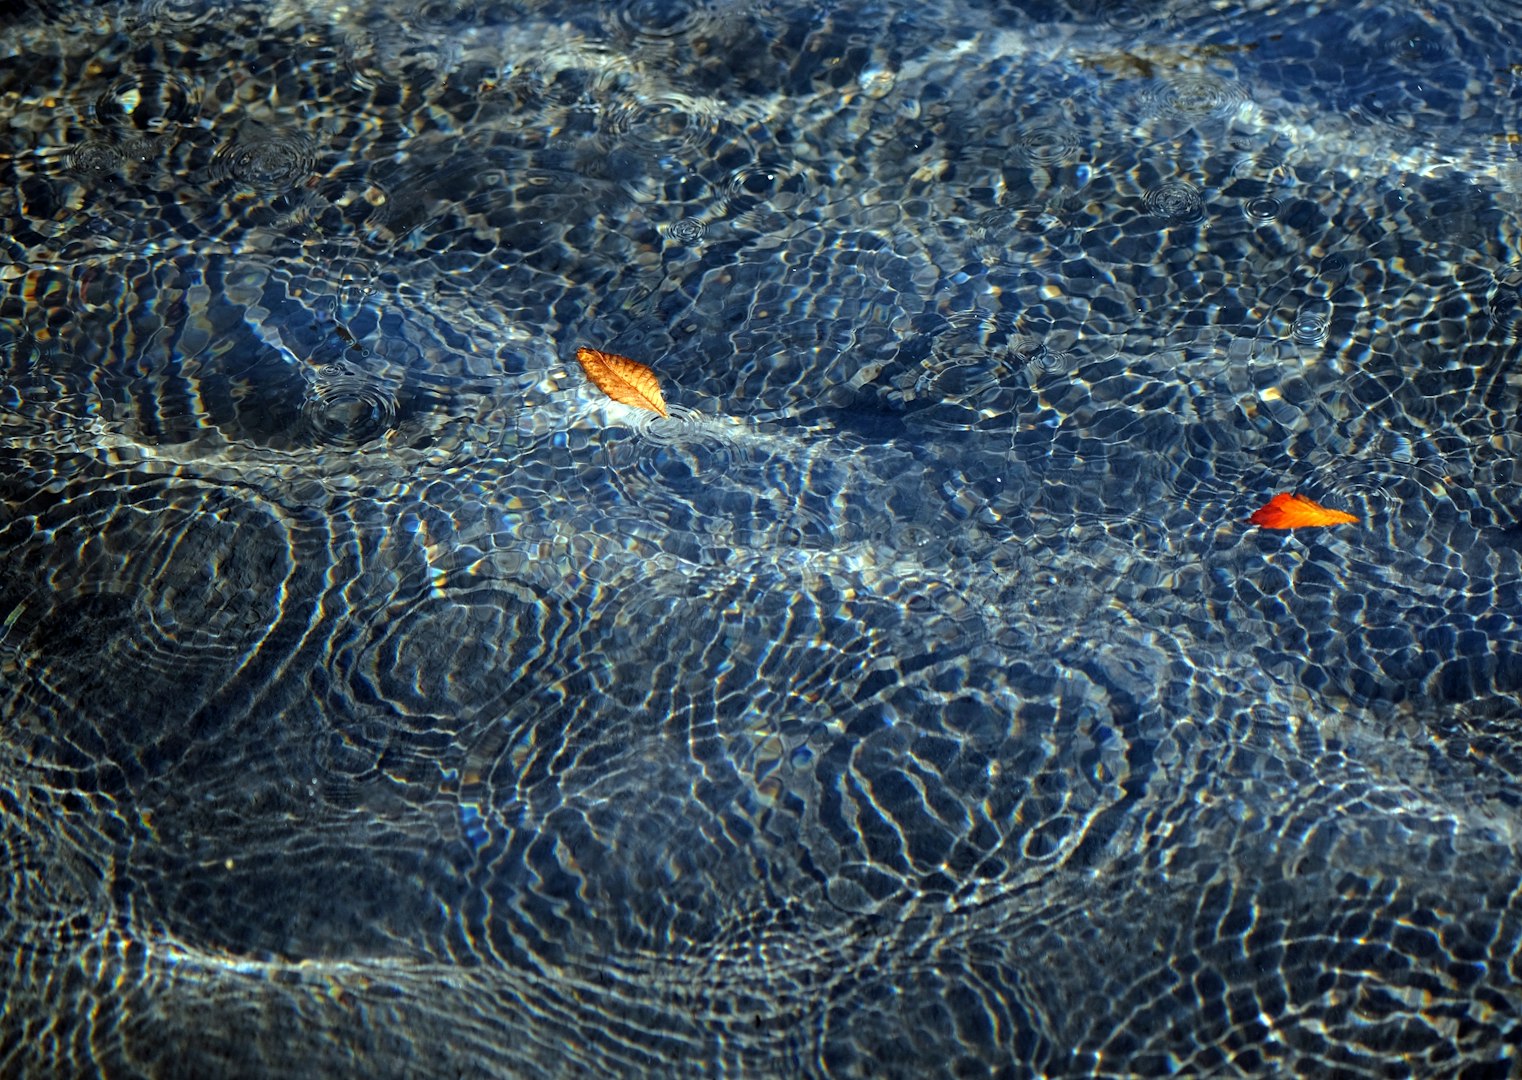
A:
[3, 0, 1522, 1076]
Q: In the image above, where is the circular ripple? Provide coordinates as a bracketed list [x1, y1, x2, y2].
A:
[602, 89, 721, 157]
[118, 134, 168, 166]
[1319, 253, 1350, 277]
[333, 558, 578, 726]
[305, 166, 393, 235]
[0, 478, 299, 724]
[604, 406, 842, 549]
[718, 160, 814, 231]
[1291, 306, 1331, 346]
[1144, 180, 1204, 223]
[720, 159, 811, 217]
[724, 161, 802, 200]
[1012, 123, 1082, 167]
[312, 712, 392, 781]
[0, 333, 41, 378]
[613, 0, 712, 39]
[910, 314, 1076, 430]
[665, 217, 706, 243]
[1321, 452, 1447, 523]
[633, 415, 738, 492]
[1488, 263, 1522, 339]
[1020, 337, 1075, 375]
[1230, 151, 1288, 183]
[619, 403, 735, 476]
[901, 310, 1034, 428]
[90, 72, 197, 131]
[1085, 0, 1169, 30]
[915, 353, 1004, 402]
[211, 131, 317, 190]
[1243, 195, 1281, 223]
[137, 0, 221, 24]
[917, 310, 1027, 399]
[66, 140, 123, 178]
[1136, 74, 1247, 123]
[300, 364, 399, 447]
[403, 0, 479, 26]
[972, 206, 1074, 263]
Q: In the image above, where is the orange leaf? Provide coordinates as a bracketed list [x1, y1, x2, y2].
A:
[575, 346, 668, 417]
[1248, 492, 1359, 529]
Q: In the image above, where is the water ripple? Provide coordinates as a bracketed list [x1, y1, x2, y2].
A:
[603, 406, 845, 550]
[1321, 450, 1449, 524]
[909, 311, 1075, 432]
[972, 206, 1074, 262]
[401, 0, 479, 28]
[1136, 74, 1247, 124]
[1243, 195, 1281, 224]
[1230, 151, 1289, 183]
[90, 72, 197, 131]
[0, 479, 300, 714]
[137, 0, 225, 25]
[664, 217, 707, 244]
[916, 309, 1024, 400]
[1020, 337, 1075, 376]
[1488, 263, 1522, 339]
[303, 166, 394, 238]
[299, 362, 399, 448]
[1144, 180, 1204, 223]
[613, 0, 713, 39]
[1290, 305, 1331, 346]
[1087, 0, 1166, 31]
[66, 141, 123, 179]
[1013, 124, 1082, 167]
[602, 88, 726, 158]
[211, 131, 317, 190]
[718, 160, 816, 231]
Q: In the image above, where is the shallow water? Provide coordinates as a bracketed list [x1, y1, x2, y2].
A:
[3, 0, 1522, 1076]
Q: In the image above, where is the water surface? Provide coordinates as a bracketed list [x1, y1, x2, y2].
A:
[3, 0, 1522, 1076]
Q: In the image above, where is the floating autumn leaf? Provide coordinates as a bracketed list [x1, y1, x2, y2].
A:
[1249, 492, 1359, 529]
[575, 346, 667, 417]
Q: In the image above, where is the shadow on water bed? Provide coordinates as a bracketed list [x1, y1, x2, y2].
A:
[3, 0, 1522, 1076]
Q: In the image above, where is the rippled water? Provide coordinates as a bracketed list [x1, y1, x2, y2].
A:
[3, 0, 1522, 1076]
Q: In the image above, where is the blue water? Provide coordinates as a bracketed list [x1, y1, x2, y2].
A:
[3, 0, 1522, 1076]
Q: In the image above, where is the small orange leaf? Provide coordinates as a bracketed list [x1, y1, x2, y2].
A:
[575, 346, 667, 417]
[1249, 492, 1359, 529]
